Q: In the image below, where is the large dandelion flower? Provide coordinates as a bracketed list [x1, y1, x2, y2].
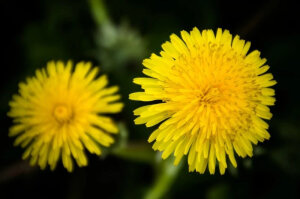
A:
[129, 28, 276, 174]
[8, 61, 123, 172]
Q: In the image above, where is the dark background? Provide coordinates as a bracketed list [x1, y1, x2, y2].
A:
[1, 0, 300, 198]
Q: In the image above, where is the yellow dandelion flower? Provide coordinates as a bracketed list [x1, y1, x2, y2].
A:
[8, 61, 123, 172]
[129, 28, 276, 174]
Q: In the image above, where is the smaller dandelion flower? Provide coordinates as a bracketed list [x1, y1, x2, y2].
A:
[130, 28, 276, 174]
[8, 61, 123, 172]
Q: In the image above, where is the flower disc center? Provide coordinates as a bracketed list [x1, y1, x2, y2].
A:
[53, 104, 72, 123]
[201, 87, 221, 103]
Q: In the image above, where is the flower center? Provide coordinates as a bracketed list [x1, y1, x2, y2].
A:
[200, 87, 221, 104]
[53, 104, 73, 123]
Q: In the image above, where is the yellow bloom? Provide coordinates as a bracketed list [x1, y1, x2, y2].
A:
[130, 28, 276, 174]
[8, 61, 123, 172]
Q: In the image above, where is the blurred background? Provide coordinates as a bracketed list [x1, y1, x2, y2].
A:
[1, 0, 300, 198]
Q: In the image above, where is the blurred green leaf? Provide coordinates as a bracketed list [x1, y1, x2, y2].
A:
[94, 22, 147, 71]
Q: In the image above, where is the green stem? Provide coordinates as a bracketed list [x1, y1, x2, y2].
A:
[109, 123, 181, 198]
[144, 157, 183, 199]
[88, 0, 111, 26]
[111, 142, 155, 164]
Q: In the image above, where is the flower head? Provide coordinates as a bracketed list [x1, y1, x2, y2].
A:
[130, 28, 276, 174]
[8, 61, 123, 172]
